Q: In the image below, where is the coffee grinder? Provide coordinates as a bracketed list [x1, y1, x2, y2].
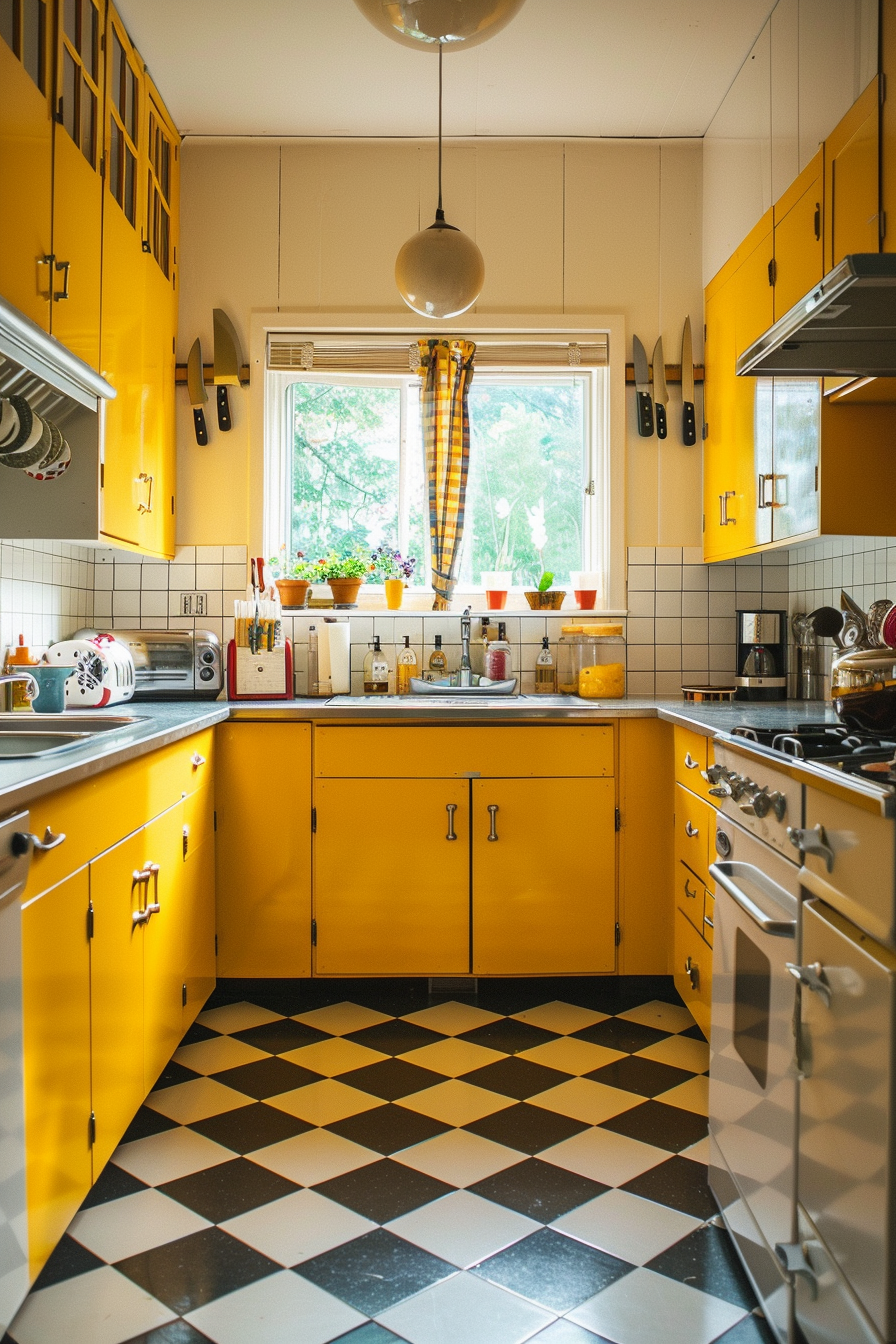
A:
[735, 610, 788, 701]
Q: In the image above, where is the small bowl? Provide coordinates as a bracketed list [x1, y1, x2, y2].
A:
[525, 590, 566, 610]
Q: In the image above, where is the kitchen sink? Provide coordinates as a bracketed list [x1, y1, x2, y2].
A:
[0, 715, 150, 759]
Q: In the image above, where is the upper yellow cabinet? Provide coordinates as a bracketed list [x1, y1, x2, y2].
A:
[825, 76, 881, 270]
[773, 150, 824, 318]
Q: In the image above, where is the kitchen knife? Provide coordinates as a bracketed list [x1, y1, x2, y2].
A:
[187, 338, 209, 446]
[681, 316, 697, 445]
[652, 336, 668, 439]
[632, 335, 654, 437]
[213, 308, 243, 432]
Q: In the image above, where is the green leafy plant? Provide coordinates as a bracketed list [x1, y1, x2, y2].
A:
[269, 551, 317, 581]
[313, 545, 372, 581]
[537, 570, 554, 593]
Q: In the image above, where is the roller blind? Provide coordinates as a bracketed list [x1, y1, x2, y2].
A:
[267, 334, 608, 374]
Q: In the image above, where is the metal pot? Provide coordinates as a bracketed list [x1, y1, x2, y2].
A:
[832, 646, 896, 731]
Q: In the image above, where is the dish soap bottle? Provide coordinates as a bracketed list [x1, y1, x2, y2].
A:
[535, 635, 556, 693]
[427, 633, 448, 682]
[5, 635, 36, 711]
[396, 635, 418, 694]
[485, 622, 512, 682]
[363, 636, 390, 695]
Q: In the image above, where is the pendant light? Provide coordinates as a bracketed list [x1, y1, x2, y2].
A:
[394, 43, 484, 319]
[353, 0, 526, 51]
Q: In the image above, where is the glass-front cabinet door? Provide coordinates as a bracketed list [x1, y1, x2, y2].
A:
[771, 378, 820, 542]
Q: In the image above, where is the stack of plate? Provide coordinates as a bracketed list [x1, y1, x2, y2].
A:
[0, 394, 71, 481]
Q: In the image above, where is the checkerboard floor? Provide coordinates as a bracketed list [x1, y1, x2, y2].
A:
[3, 977, 777, 1344]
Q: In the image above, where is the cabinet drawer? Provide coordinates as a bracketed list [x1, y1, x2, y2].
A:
[673, 904, 711, 1041]
[315, 725, 614, 779]
[673, 726, 714, 802]
[676, 861, 703, 922]
[674, 784, 714, 887]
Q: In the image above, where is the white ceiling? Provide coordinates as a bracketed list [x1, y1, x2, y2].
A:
[115, 0, 777, 140]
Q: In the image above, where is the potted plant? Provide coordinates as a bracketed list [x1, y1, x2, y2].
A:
[314, 546, 372, 606]
[269, 551, 316, 608]
[371, 545, 417, 610]
[523, 502, 566, 609]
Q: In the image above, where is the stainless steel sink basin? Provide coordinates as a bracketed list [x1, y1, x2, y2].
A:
[0, 715, 149, 758]
[0, 732, 94, 758]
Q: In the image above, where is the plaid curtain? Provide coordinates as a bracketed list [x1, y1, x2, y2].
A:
[417, 338, 476, 610]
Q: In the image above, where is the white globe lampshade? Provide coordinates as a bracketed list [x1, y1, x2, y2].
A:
[395, 218, 485, 318]
[353, 0, 525, 50]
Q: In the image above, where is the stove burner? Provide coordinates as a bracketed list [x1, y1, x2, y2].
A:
[730, 722, 896, 774]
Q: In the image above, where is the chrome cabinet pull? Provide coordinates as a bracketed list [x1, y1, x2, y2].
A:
[487, 804, 499, 842]
[684, 955, 699, 990]
[137, 472, 154, 514]
[12, 825, 66, 856]
[683, 878, 698, 899]
[704, 915, 714, 930]
[53, 259, 71, 300]
[787, 823, 834, 872]
[191, 752, 206, 768]
[131, 862, 161, 924]
[145, 862, 161, 917]
[684, 752, 699, 770]
[719, 491, 736, 526]
[786, 961, 831, 1009]
[37, 253, 54, 298]
[445, 803, 457, 842]
[685, 820, 699, 838]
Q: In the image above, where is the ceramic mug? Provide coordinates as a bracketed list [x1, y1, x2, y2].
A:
[30, 665, 72, 713]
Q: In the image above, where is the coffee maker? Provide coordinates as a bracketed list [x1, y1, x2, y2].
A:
[735, 610, 788, 701]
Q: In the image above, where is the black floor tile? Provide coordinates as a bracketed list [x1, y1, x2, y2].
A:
[189, 1101, 313, 1154]
[121, 1105, 180, 1145]
[158, 1157, 299, 1223]
[474, 1227, 632, 1312]
[573, 1018, 669, 1054]
[346, 1020, 442, 1056]
[469, 1157, 609, 1222]
[115, 1226, 279, 1314]
[297, 1228, 454, 1316]
[585, 1055, 694, 1098]
[530, 1322, 613, 1343]
[332, 1326, 402, 1344]
[679, 1022, 708, 1041]
[713, 1312, 778, 1344]
[340, 1058, 446, 1101]
[232, 1019, 329, 1054]
[460, 1056, 570, 1100]
[620, 1154, 717, 1221]
[327, 1104, 451, 1156]
[465, 1102, 589, 1154]
[314, 1159, 455, 1223]
[599, 1099, 708, 1153]
[646, 1223, 758, 1309]
[212, 1056, 323, 1099]
[152, 1061, 200, 1091]
[122, 1323, 214, 1344]
[179, 1022, 219, 1048]
[458, 1018, 555, 1055]
[204, 980, 310, 1017]
[81, 1160, 149, 1209]
[32, 1234, 105, 1289]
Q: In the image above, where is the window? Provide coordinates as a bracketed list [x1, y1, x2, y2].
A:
[264, 330, 617, 605]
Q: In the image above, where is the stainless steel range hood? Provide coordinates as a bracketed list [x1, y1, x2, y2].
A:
[736, 253, 896, 377]
[0, 293, 114, 408]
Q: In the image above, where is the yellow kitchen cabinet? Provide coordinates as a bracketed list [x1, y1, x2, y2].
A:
[0, 0, 54, 330]
[472, 776, 616, 976]
[216, 722, 312, 977]
[183, 826, 215, 1029]
[22, 867, 91, 1281]
[314, 778, 470, 976]
[824, 76, 881, 271]
[673, 724, 715, 804]
[617, 719, 673, 977]
[734, 210, 775, 356]
[673, 904, 711, 1040]
[773, 149, 823, 319]
[674, 783, 714, 889]
[142, 803, 189, 1094]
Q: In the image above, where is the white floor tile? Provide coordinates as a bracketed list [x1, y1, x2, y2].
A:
[222, 1189, 376, 1265]
[377, 1269, 554, 1344]
[197, 1003, 283, 1034]
[400, 1038, 506, 1077]
[7, 1266, 175, 1344]
[519, 1038, 626, 1076]
[111, 1127, 233, 1185]
[567, 1266, 746, 1344]
[292, 1002, 392, 1036]
[617, 1002, 695, 1034]
[528, 1079, 640, 1126]
[394, 1128, 524, 1187]
[680, 1136, 711, 1165]
[145, 1077, 254, 1124]
[657, 1075, 709, 1116]
[399, 1079, 514, 1126]
[249, 1128, 379, 1186]
[540, 1128, 667, 1188]
[401, 1001, 503, 1036]
[387, 1190, 539, 1269]
[636, 1036, 709, 1074]
[551, 1189, 702, 1265]
[173, 1035, 270, 1076]
[266, 1079, 385, 1126]
[68, 1188, 211, 1262]
[186, 1268, 365, 1344]
[281, 1038, 388, 1077]
[510, 1003, 610, 1035]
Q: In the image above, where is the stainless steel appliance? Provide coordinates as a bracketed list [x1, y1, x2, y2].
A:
[72, 628, 223, 699]
[735, 611, 787, 702]
[707, 723, 896, 1344]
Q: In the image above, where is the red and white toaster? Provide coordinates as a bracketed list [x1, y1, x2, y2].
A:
[45, 634, 135, 707]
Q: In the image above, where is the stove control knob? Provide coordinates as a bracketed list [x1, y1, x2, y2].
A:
[742, 786, 771, 818]
[727, 774, 748, 801]
[704, 764, 726, 785]
[769, 791, 787, 822]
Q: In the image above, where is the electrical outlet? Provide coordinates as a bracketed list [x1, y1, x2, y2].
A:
[180, 592, 208, 616]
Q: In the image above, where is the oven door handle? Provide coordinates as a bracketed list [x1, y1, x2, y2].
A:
[709, 862, 797, 936]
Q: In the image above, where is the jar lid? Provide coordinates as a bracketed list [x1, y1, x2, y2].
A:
[583, 622, 624, 637]
[561, 624, 585, 634]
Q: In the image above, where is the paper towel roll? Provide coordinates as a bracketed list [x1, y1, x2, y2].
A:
[328, 621, 351, 695]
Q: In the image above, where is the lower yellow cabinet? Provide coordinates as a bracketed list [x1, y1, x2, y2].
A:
[673, 904, 712, 1041]
[142, 805, 191, 1095]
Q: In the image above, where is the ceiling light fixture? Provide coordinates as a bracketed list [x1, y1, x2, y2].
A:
[394, 42, 484, 318]
[352, 0, 526, 51]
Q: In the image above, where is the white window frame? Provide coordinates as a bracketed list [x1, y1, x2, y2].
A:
[252, 313, 626, 612]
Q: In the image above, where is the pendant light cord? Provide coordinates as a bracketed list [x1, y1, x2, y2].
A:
[436, 41, 444, 221]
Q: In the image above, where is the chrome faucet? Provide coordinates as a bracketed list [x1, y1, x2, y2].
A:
[458, 607, 473, 687]
[0, 671, 38, 706]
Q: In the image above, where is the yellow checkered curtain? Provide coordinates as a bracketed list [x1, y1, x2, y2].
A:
[417, 338, 476, 610]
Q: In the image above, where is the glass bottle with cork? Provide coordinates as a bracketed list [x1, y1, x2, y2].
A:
[427, 634, 448, 682]
[535, 635, 556, 693]
[396, 636, 418, 694]
[363, 637, 391, 695]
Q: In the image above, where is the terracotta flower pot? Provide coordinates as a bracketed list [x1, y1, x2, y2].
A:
[384, 578, 405, 610]
[328, 577, 364, 606]
[525, 590, 566, 610]
[276, 578, 311, 608]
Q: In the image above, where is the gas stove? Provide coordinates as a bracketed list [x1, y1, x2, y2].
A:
[729, 722, 896, 783]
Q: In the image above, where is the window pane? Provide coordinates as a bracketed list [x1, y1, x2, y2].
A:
[80, 78, 95, 166]
[458, 378, 586, 587]
[83, 0, 97, 81]
[0, 1, 14, 55]
[22, 0, 43, 90]
[112, 31, 123, 116]
[109, 121, 122, 206]
[125, 62, 137, 140]
[404, 387, 428, 584]
[124, 145, 135, 225]
[64, 0, 76, 45]
[288, 382, 401, 563]
[63, 47, 78, 144]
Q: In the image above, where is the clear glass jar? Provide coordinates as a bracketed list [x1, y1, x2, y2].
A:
[558, 623, 626, 697]
[557, 625, 586, 694]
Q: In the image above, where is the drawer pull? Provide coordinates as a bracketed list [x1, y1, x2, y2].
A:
[487, 804, 499, 842]
[684, 878, 698, 899]
[191, 752, 207, 768]
[685, 820, 699, 838]
[12, 825, 66, 856]
[684, 752, 700, 770]
[684, 955, 699, 991]
[446, 803, 457, 842]
[703, 915, 714, 930]
[131, 862, 161, 924]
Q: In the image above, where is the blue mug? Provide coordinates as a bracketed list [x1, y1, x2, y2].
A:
[30, 666, 72, 714]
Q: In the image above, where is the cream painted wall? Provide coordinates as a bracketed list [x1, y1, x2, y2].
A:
[176, 137, 703, 551]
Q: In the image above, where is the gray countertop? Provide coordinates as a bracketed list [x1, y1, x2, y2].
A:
[0, 695, 839, 814]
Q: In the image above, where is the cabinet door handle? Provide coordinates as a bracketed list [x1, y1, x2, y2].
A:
[683, 877, 698, 899]
[445, 803, 457, 842]
[37, 253, 54, 298]
[704, 915, 714, 930]
[131, 867, 152, 924]
[53, 259, 71, 300]
[487, 804, 499, 842]
[719, 491, 736, 526]
[191, 752, 206, 768]
[684, 955, 699, 990]
[12, 825, 66, 855]
[684, 752, 699, 770]
[685, 820, 699, 838]
[813, 202, 821, 240]
[137, 472, 153, 514]
[145, 862, 161, 917]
